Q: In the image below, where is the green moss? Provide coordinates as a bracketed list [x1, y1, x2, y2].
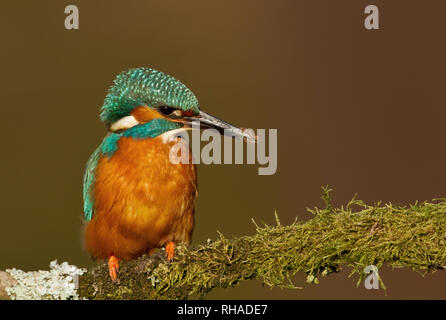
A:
[78, 187, 446, 299]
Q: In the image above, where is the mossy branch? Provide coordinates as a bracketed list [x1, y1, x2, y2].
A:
[77, 187, 446, 299]
[2, 188, 446, 299]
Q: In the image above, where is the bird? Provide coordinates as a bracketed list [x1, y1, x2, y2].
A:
[82, 67, 255, 281]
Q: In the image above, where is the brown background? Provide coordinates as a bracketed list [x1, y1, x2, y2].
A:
[1, 0, 445, 299]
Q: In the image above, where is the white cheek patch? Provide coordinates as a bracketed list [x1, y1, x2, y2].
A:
[160, 128, 191, 144]
[110, 115, 140, 132]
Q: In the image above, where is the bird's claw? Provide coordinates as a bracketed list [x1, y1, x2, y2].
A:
[108, 255, 120, 282]
[165, 241, 175, 261]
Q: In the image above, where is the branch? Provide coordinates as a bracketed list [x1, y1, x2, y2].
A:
[2, 188, 446, 299]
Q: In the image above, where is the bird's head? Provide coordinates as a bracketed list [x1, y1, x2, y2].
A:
[100, 67, 255, 142]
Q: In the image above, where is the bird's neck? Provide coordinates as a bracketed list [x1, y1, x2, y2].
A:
[101, 119, 183, 158]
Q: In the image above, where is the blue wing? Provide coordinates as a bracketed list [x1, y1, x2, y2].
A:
[83, 145, 102, 221]
[83, 133, 123, 221]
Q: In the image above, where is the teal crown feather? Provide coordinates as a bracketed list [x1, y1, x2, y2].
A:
[100, 67, 200, 125]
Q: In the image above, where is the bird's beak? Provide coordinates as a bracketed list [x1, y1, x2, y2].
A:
[182, 110, 257, 143]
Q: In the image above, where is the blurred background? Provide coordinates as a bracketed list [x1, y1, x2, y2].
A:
[1, 0, 446, 299]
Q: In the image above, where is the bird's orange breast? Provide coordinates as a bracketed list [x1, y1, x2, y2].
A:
[84, 135, 196, 261]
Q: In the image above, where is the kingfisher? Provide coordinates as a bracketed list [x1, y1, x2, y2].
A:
[82, 67, 255, 281]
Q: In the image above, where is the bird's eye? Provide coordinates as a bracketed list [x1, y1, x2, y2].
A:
[158, 106, 176, 116]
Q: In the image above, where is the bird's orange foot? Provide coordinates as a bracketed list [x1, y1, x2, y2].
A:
[108, 255, 120, 282]
[165, 241, 175, 261]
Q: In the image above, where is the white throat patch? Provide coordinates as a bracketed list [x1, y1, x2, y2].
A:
[160, 127, 191, 144]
